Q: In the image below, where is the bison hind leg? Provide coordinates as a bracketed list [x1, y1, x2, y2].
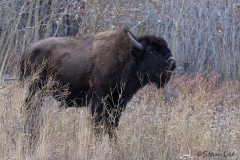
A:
[22, 69, 49, 154]
[22, 82, 44, 155]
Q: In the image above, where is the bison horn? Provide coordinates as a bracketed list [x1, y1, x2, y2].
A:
[127, 32, 142, 50]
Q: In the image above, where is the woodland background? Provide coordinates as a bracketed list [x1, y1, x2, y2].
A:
[0, 0, 239, 84]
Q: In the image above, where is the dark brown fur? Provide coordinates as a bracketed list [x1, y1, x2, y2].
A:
[20, 28, 176, 140]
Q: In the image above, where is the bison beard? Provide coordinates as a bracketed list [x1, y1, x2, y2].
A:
[20, 28, 176, 142]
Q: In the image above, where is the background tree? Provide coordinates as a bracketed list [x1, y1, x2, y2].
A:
[0, 0, 239, 85]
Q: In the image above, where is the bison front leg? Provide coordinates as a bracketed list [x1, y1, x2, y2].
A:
[91, 95, 123, 142]
[104, 107, 122, 142]
[90, 96, 105, 139]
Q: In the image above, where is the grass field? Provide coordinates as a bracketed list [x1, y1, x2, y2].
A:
[0, 73, 239, 159]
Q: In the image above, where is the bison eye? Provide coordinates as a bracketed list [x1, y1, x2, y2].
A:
[150, 51, 153, 54]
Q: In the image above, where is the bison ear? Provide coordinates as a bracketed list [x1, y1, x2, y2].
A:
[131, 47, 144, 59]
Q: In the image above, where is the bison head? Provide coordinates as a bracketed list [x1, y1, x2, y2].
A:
[127, 32, 176, 88]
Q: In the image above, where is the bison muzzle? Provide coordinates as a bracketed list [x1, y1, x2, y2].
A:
[20, 28, 176, 140]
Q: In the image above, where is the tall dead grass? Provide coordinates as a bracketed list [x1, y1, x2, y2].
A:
[0, 73, 239, 159]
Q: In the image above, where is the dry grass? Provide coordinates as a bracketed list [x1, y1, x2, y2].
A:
[1, 0, 240, 82]
[0, 73, 239, 159]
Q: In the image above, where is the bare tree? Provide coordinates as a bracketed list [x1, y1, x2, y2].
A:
[0, 0, 239, 85]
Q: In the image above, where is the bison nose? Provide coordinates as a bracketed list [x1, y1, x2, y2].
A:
[167, 57, 176, 62]
[165, 56, 176, 71]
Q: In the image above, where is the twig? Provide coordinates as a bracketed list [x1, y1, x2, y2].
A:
[130, 11, 157, 31]
[172, 0, 186, 56]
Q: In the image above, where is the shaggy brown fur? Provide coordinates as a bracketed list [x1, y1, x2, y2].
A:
[20, 28, 176, 140]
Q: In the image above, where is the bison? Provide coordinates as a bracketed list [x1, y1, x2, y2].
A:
[20, 28, 176, 140]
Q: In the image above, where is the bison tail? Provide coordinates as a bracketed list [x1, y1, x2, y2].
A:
[19, 55, 25, 82]
[19, 52, 30, 83]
